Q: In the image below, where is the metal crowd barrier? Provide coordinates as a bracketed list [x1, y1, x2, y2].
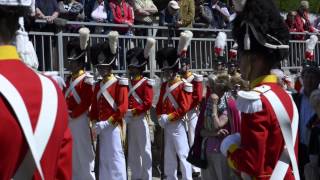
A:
[29, 22, 320, 78]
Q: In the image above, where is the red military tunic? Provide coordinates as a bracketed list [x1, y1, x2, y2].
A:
[0, 46, 72, 180]
[227, 75, 298, 180]
[156, 77, 193, 121]
[183, 72, 203, 110]
[89, 75, 128, 124]
[64, 70, 94, 118]
[128, 76, 154, 115]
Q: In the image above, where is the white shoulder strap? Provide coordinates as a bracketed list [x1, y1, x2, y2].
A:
[97, 78, 118, 111]
[186, 74, 194, 83]
[163, 81, 183, 110]
[128, 78, 146, 105]
[64, 73, 86, 104]
[263, 91, 300, 180]
[0, 74, 58, 180]
[14, 74, 58, 179]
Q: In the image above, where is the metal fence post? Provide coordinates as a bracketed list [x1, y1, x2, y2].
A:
[57, 31, 65, 79]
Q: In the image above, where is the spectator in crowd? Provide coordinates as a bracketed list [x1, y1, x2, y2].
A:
[58, 0, 84, 20]
[159, 1, 181, 39]
[58, 0, 84, 32]
[177, 0, 195, 28]
[313, 6, 320, 31]
[193, 0, 213, 37]
[35, 0, 60, 70]
[84, 0, 112, 21]
[35, 0, 60, 25]
[294, 0, 318, 40]
[293, 65, 320, 179]
[88, 0, 113, 33]
[129, 0, 158, 36]
[159, 1, 181, 27]
[208, 0, 231, 29]
[304, 89, 320, 180]
[285, 11, 300, 39]
[200, 74, 233, 180]
[109, 0, 134, 35]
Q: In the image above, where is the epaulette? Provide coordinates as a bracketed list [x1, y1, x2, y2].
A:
[236, 85, 271, 114]
[193, 73, 203, 82]
[146, 78, 155, 86]
[183, 82, 193, 93]
[117, 76, 128, 86]
[84, 73, 95, 85]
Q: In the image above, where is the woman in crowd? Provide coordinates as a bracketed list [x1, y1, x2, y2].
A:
[200, 74, 233, 180]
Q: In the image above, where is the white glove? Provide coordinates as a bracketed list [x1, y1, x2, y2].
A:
[220, 133, 241, 157]
[159, 114, 169, 128]
[94, 121, 110, 135]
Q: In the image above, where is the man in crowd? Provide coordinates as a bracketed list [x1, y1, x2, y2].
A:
[177, 0, 194, 28]
[208, 0, 231, 29]
[221, 0, 300, 179]
[159, 0, 181, 38]
[130, 0, 158, 36]
[293, 64, 320, 179]
[64, 28, 95, 180]
[125, 38, 156, 180]
[0, 0, 72, 179]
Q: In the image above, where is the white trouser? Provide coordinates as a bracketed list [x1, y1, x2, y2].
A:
[186, 108, 201, 173]
[127, 114, 152, 180]
[69, 112, 95, 180]
[201, 151, 233, 180]
[99, 125, 126, 180]
[164, 120, 192, 180]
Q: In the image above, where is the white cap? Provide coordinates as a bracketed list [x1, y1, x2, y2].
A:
[0, 0, 32, 6]
[168, 0, 180, 10]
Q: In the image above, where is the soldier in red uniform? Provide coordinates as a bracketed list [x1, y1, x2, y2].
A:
[89, 31, 128, 180]
[156, 31, 194, 180]
[64, 28, 95, 180]
[220, 0, 299, 179]
[0, 0, 72, 179]
[124, 38, 155, 180]
[179, 31, 203, 177]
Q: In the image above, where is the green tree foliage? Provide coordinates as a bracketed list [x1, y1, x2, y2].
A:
[275, 0, 319, 13]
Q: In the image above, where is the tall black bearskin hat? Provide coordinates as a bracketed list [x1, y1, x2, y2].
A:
[232, 0, 289, 65]
[156, 30, 193, 70]
[90, 31, 119, 67]
[67, 27, 90, 62]
[126, 38, 156, 69]
[156, 47, 179, 71]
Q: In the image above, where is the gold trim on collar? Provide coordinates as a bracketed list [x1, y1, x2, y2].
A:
[102, 74, 115, 83]
[183, 71, 193, 79]
[0, 45, 20, 61]
[72, 69, 85, 80]
[250, 75, 277, 88]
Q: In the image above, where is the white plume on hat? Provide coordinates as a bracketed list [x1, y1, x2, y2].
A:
[16, 17, 39, 70]
[215, 32, 227, 56]
[177, 30, 193, 55]
[232, 0, 247, 12]
[306, 35, 318, 52]
[79, 27, 90, 50]
[108, 31, 119, 55]
[144, 38, 156, 58]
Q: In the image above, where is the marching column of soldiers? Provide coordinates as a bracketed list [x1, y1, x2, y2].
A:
[0, 0, 305, 179]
